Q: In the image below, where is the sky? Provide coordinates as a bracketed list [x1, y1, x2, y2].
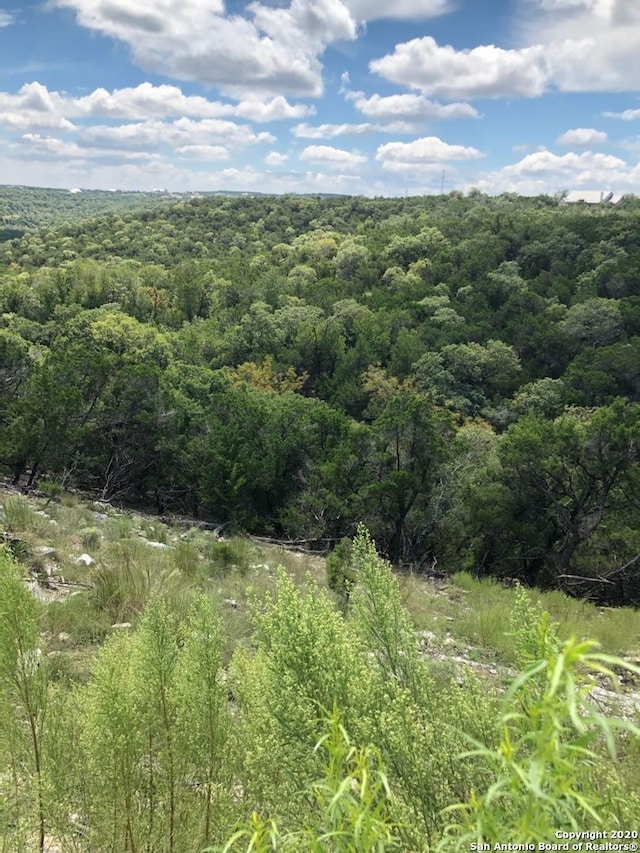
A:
[1, 0, 640, 196]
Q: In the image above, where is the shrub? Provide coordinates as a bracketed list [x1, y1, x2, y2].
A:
[440, 599, 640, 848]
[1, 494, 36, 531]
[218, 708, 401, 852]
[80, 527, 102, 551]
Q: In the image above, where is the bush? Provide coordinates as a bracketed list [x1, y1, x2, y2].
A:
[80, 527, 102, 551]
[440, 595, 640, 848]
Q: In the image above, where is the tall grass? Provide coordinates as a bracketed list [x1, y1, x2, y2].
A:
[446, 573, 640, 662]
[2, 494, 38, 532]
[91, 540, 194, 622]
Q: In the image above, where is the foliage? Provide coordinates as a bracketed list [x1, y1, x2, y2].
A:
[2, 189, 640, 596]
[0, 511, 639, 852]
[218, 708, 401, 852]
[440, 595, 640, 847]
[0, 548, 49, 851]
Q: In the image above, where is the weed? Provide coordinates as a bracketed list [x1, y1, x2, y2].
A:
[172, 539, 202, 579]
[80, 528, 102, 551]
[206, 538, 255, 576]
[2, 495, 37, 531]
[104, 516, 134, 541]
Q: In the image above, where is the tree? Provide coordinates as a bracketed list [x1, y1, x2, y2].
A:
[561, 297, 623, 350]
[473, 400, 640, 586]
[359, 369, 450, 564]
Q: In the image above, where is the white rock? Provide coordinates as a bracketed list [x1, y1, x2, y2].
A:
[143, 540, 169, 549]
[76, 553, 95, 566]
[36, 546, 56, 556]
[111, 622, 132, 630]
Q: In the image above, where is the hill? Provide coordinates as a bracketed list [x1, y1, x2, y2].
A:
[1, 189, 638, 601]
[0, 184, 184, 238]
[1, 485, 639, 850]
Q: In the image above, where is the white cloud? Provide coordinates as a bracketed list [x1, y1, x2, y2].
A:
[231, 97, 315, 123]
[376, 136, 483, 171]
[501, 149, 626, 177]
[349, 91, 479, 120]
[292, 121, 419, 138]
[556, 127, 607, 146]
[603, 108, 640, 120]
[53, 0, 358, 97]
[523, 0, 640, 93]
[0, 81, 313, 127]
[618, 137, 640, 153]
[299, 144, 367, 168]
[265, 151, 290, 166]
[0, 11, 15, 27]
[472, 148, 638, 196]
[70, 84, 314, 122]
[79, 118, 275, 150]
[20, 132, 157, 162]
[176, 145, 230, 161]
[370, 1, 640, 103]
[0, 82, 76, 130]
[293, 122, 376, 138]
[370, 37, 551, 99]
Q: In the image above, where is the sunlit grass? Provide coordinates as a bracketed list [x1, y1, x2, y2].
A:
[4, 486, 639, 685]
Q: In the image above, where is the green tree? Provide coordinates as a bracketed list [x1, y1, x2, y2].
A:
[360, 369, 450, 564]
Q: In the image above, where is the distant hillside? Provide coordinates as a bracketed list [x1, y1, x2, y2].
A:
[0, 185, 348, 239]
[0, 185, 181, 236]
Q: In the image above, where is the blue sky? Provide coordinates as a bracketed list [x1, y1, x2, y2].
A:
[1, 0, 640, 195]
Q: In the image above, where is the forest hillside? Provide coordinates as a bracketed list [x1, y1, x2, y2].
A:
[0, 187, 639, 850]
[1, 189, 639, 601]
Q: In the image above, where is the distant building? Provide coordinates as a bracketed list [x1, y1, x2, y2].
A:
[561, 190, 623, 205]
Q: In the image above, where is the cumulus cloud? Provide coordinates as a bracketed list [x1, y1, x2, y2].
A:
[603, 108, 640, 120]
[522, 0, 640, 93]
[79, 118, 274, 150]
[0, 81, 313, 127]
[348, 91, 479, 120]
[299, 144, 367, 168]
[175, 145, 230, 161]
[0, 82, 76, 130]
[53, 0, 358, 97]
[370, 0, 640, 102]
[370, 37, 551, 99]
[471, 148, 637, 196]
[376, 136, 483, 171]
[70, 84, 314, 122]
[265, 151, 290, 166]
[293, 122, 376, 138]
[556, 127, 607, 146]
[20, 132, 157, 162]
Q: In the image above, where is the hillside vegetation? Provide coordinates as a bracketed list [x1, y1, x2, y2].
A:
[1, 190, 639, 600]
[0, 487, 639, 851]
[0, 185, 184, 239]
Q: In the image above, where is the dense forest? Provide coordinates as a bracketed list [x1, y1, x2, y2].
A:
[0, 187, 639, 852]
[0, 185, 185, 240]
[1, 190, 639, 600]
